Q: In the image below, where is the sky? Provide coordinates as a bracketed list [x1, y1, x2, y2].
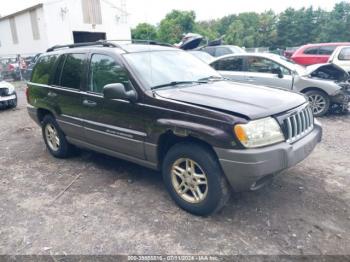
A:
[0, 0, 345, 27]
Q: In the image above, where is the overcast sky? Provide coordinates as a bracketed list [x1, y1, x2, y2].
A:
[0, 0, 344, 27]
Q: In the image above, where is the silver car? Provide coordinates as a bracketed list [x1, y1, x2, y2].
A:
[210, 53, 350, 116]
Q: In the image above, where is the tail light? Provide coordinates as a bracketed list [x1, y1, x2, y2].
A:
[8, 64, 15, 71]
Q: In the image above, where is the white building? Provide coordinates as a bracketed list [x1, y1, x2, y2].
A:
[0, 0, 131, 56]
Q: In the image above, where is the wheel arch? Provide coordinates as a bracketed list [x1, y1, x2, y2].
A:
[300, 87, 330, 96]
[37, 108, 54, 123]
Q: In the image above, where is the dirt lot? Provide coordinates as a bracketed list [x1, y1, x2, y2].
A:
[0, 82, 350, 256]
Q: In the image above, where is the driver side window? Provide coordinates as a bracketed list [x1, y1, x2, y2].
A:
[246, 57, 290, 75]
[89, 54, 129, 94]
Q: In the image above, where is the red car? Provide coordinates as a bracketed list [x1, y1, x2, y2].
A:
[291, 42, 350, 66]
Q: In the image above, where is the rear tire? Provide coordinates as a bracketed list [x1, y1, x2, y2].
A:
[41, 114, 74, 158]
[305, 90, 330, 117]
[162, 142, 231, 216]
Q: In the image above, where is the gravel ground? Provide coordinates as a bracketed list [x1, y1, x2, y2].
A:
[0, 82, 349, 256]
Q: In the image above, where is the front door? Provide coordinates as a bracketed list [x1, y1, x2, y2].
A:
[244, 56, 293, 90]
[212, 56, 247, 83]
[81, 53, 146, 159]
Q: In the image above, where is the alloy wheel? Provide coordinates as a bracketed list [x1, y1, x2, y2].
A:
[308, 94, 326, 115]
[171, 158, 208, 204]
[45, 123, 60, 151]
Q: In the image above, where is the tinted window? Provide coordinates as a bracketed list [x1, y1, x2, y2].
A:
[52, 55, 66, 86]
[89, 54, 129, 93]
[215, 47, 232, 57]
[31, 55, 58, 84]
[214, 57, 244, 71]
[338, 47, 350, 61]
[247, 57, 290, 75]
[304, 47, 319, 55]
[60, 54, 85, 89]
[319, 46, 336, 55]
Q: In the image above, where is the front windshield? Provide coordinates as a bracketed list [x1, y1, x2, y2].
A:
[123, 50, 222, 89]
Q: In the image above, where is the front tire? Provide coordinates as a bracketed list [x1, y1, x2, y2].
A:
[306, 90, 330, 117]
[41, 115, 73, 158]
[162, 142, 231, 216]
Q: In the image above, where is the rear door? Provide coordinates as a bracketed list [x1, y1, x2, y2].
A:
[244, 56, 293, 90]
[51, 53, 87, 140]
[211, 56, 246, 83]
[80, 52, 146, 159]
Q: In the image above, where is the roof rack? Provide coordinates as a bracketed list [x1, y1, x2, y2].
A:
[46, 40, 121, 52]
[46, 39, 175, 53]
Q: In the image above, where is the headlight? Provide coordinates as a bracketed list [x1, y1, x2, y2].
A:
[7, 86, 15, 95]
[234, 117, 285, 148]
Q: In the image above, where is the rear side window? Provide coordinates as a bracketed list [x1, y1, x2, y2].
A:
[304, 47, 319, 55]
[31, 55, 58, 84]
[213, 57, 244, 71]
[60, 53, 85, 89]
[202, 47, 216, 56]
[89, 54, 129, 93]
[338, 47, 350, 61]
[319, 46, 336, 55]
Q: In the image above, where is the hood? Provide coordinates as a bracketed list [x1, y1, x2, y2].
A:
[155, 81, 307, 119]
[306, 63, 349, 82]
[177, 33, 204, 50]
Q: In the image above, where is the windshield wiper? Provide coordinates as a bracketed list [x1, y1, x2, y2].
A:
[150, 81, 206, 90]
[198, 75, 225, 82]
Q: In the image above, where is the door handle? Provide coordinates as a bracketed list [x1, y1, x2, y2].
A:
[48, 91, 57, 98]
[83, 99, 97, 107]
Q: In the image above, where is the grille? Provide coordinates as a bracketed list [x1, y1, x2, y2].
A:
[0, 88, 9, 96]
[284, 106, 314, 143]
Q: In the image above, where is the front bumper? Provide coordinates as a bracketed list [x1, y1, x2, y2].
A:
[0, 94, 16, 102]
[215, 124, 322, 192]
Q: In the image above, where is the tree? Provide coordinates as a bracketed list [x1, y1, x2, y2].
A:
[131, 23, 157, 40]
[158, 10, 196, 44]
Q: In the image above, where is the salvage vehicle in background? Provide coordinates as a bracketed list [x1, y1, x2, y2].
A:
[0, 57, 24, 81]
[291, 42, 350, 66]
[0, 76, 17, 109]
[27, 41, 322, 216]
[210, 53, 350, 116]
[198, 45, 246, 57]
[328, 46, 350, 74]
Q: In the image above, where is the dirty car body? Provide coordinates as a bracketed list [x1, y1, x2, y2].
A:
[0, 79, 17, 109]
[210, 53, 350, 116]
[27, 43, 322, 215]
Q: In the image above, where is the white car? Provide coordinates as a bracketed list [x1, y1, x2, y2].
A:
[328, 46, 350, 73]
[0, 79, 17, 109]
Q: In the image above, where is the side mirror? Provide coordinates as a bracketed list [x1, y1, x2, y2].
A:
[272, 68, 284, 78]
[103, 83, 138, 103]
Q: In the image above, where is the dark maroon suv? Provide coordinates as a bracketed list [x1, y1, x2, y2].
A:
[27, 41, 322, 216]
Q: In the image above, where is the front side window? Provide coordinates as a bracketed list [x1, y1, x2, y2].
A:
[338, 47, 350, 61]
[247, 57, 279, 73]
[60, 54, 85, 89]
[89, 54, 129, 93]
[214, 57, 244, 71]
[31, 55, 58, 84]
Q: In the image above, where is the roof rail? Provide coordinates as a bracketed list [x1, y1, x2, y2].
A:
[46, 40, 121, 52]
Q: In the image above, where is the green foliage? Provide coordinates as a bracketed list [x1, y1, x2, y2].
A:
[131, 23, 157, 40]
[131, 1, 350, 48]
[158, 10, 196, 44]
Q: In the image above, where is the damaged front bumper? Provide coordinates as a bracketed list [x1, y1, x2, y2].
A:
[331, 85, 350, 110]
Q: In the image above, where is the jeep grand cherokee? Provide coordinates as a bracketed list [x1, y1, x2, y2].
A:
[27, 41, 322, 216]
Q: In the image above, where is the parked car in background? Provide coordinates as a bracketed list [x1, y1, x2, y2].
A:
[291, 42, 350, 66]
[328, 46, 350, 74]
[23, 53, 41, 81]
[0, 56, 26, 81]
[188, 51, 215, 64]
[198, 45, 245, 57]
[27, 41, 322, 216]
[0, 77, 17, 109]
[210, 53, 350, 116]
